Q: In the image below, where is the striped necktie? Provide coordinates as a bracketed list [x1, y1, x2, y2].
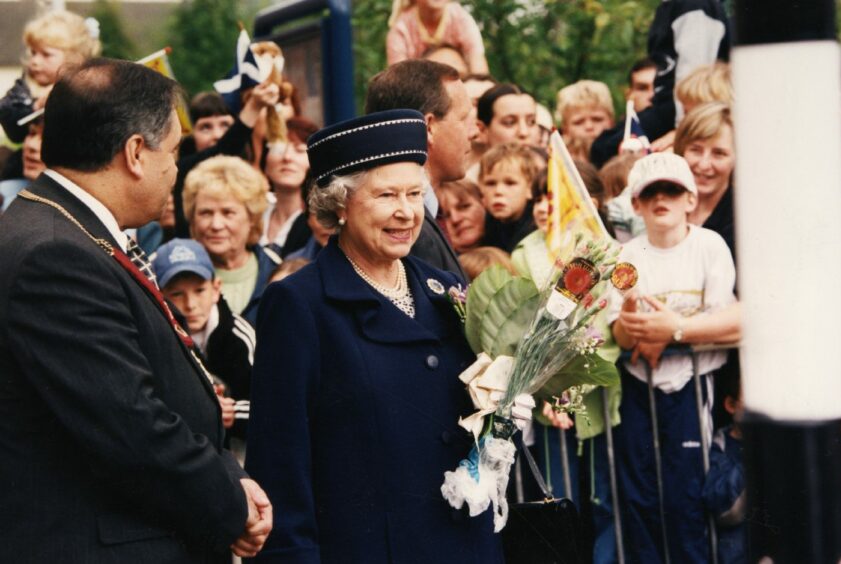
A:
[126, 238, 159, 289]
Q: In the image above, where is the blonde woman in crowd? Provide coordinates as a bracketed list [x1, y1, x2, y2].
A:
[183, 155, 281, 326]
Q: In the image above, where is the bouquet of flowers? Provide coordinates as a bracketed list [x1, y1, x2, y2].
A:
[441, 237, 638, 531]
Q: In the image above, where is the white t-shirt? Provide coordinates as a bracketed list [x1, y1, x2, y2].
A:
[607, 225, 736, 393]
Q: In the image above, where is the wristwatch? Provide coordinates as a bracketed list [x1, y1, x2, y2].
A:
[673, 319, 685, 343]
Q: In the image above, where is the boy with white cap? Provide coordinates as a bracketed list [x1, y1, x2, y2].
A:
[608, 152, 737, 563]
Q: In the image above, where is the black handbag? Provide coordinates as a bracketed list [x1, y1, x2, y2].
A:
[501, 441, 584, 564]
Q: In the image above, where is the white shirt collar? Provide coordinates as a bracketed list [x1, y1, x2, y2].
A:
[44, 169, 129, 252]
[191, 303, 220, 354]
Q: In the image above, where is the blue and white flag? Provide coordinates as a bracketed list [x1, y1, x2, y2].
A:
[620, 100, 651, 156]
[213, 29, 262, 114]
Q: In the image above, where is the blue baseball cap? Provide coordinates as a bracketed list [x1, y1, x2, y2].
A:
[151, 238, 215, 288]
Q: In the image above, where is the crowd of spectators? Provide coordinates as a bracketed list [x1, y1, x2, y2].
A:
[0, 2, 744, 563]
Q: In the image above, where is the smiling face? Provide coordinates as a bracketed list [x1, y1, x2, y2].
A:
[479, 159, 532, 222]
[162, 273, 221, 333]
[339, 162, 425, 266]
[191, 191, 253, 266]
[440, 189, 486, 252]
[264, 135, 310, 192]
[632, 181, 697, 234]
[681, 124, 735, 202]
[484, 93, 539, 148]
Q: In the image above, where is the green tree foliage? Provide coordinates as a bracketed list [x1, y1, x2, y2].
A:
[91, 0, 138, 61]
[352, 0, 660, 116]
[166, 0, 243, 97]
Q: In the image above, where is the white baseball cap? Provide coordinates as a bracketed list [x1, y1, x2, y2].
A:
[628, 152, 697, 198]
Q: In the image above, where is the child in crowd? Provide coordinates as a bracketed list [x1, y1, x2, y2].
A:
[438, 179, 486, 253]
[478, 142, 538, 253]
[649, 62, 733, 153]
[387, 0, 489, 74]
[609, 152, 738, 564]
[457, 246, 516, 280]
[152, 239, 255, 456]
[188, 92, 236, 154]
[556, 80, 615, 161]
[703, 372, 746, 564]
[0, 10, 100, 143]
[600, 153, 646, 243]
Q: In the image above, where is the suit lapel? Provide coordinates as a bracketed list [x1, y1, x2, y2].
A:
[319, 240, 453, 345]
[27, 174, 217, 402]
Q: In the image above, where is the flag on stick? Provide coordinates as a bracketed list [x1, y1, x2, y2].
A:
[214, 29, 263, 114]
[137, 48, 192, 135]
[619, 100, 650, 156]
[545, 131, 609, 260]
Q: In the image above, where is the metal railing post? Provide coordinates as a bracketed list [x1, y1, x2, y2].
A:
[601, 386, 626, 564]
[692, 353, 719, 564]
[644, 361, 671, 564]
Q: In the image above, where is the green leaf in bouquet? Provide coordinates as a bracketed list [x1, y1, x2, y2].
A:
[479, 278, 541, 358]
[464, 266, 513, 353]
[535, 353, 620, 402]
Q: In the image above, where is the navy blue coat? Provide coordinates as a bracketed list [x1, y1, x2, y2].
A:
[245, 239, 503, 563]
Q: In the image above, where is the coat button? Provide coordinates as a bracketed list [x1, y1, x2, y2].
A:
[441, 430, 452, 444]
[426, 355, 439, 369]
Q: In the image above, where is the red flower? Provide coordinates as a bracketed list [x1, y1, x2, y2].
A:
[582, 293, 594, 308]
[562, 259, 598, 297]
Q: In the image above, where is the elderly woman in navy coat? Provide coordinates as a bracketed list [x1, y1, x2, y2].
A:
[245, 110, 505, 563]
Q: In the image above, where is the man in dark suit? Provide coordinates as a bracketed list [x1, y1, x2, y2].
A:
[365, 60, 476, 281]
[0, 58, 271, 562]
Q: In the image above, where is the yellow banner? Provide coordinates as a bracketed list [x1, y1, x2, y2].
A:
[545, 131, 608, 260]
[137, 48, 192, 135]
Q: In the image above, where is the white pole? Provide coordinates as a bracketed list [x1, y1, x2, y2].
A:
[732, 1, 841, 560]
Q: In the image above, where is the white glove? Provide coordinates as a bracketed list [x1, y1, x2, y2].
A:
[510, 394, 536, 430]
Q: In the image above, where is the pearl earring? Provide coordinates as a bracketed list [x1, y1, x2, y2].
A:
[338, 217, 346, 226]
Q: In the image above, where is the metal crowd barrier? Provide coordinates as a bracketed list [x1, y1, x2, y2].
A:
[518, 343, 739, 564]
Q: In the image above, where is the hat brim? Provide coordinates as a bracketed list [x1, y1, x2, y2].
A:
[632, 177, 696, 199]
[158, 264, 214, 289]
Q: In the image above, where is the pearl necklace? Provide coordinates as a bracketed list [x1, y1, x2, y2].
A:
[344, 253, 415, 318]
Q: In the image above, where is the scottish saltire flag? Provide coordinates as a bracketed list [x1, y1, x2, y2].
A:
[137, 48, 193, 134]
[545, 131, 609, 260]
[620, 100, 651, 155]
[213, 29, 263, 114]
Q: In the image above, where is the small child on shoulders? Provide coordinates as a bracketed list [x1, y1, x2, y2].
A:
[478, 142, 538, 253]
[608, 152, 739, 563]
[152, 239, 255, 457]
[1, 10, 100, 143]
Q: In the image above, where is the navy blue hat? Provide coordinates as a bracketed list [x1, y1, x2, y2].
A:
[307, 109, 427, 187]
[151, 239, 215, 288]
